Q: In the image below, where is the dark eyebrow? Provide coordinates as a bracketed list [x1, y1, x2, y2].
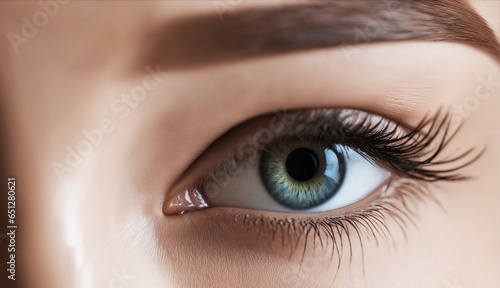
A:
[146, 0, 500, 69]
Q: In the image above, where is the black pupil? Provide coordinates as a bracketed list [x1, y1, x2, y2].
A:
[286, 148, 319, 181]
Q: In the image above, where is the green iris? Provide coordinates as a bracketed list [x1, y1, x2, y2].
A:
[259, 138, 345, 210]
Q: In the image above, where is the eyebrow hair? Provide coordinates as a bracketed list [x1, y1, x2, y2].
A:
[148, 0, 499, 69]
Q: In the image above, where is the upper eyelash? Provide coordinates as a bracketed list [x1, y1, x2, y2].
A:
[198, 108, 478, 187]
[328, 109, 481, 181]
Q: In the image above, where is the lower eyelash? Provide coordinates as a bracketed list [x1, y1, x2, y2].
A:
[236, 176, 441, 278]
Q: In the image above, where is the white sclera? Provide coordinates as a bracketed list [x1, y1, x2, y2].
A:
[207, 146, 390, 213]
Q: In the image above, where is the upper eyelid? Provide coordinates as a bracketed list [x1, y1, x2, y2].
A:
[167, 104, 482, 207]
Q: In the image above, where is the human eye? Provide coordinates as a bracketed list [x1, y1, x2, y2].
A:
[162, 108, 477, 259]
[169, 110, 393, 214]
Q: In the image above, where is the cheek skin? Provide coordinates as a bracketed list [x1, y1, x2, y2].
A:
[154, 210, 343, 288]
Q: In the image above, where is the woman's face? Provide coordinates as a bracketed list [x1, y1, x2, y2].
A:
[0, 1, 499, 287]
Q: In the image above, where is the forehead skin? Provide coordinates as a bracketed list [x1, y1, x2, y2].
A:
[0, 1, 498, 288]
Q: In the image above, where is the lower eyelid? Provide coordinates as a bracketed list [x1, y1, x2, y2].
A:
[173, 176, 436, 272]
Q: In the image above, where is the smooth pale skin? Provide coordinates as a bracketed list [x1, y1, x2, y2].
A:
[0, 1, 498, 288]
